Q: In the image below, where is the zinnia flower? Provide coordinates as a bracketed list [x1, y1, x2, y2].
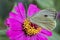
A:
[5, 2, 52, 40]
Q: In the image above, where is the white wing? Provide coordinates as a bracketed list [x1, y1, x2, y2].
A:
[30, 9, 56, 30]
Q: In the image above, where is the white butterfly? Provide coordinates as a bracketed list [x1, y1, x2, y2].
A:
[30, 9, 56, 30]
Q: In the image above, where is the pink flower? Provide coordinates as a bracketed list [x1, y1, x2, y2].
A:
[5, 2, 52, 40]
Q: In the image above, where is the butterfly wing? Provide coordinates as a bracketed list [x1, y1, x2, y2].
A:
[30, 9, 56, 30]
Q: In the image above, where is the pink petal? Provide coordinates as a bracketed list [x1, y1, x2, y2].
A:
[37, 33, 48, 40]
[13, 5, 24, 18]
[9, 12, 24, 23]
[30, 35, 37, 40]
[25, 36, 30, 40]
[13, 4, 21, 14]
[8, 2, 26, 23]
[41, 29, 52, 36]
[15, 35, 26, 40]
[18, 2, 26, 19]
[27, 4, 40, 17]
[6, 29, 24, 40]
[6, 18, 23, 30]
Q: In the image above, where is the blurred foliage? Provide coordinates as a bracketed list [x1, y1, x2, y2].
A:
[0, 0, 14, 20]
[0, 0, 60, 40]
[54, 0, 60, 34]
[0, 30, 9, 40]
[35, 0, 55, 9]
[0, 18, 7, 30]
[54, 20, 60, 34]
[54, 0, 60, 11]
[49, 31, 60, 40]
[0, 35, 9, 40]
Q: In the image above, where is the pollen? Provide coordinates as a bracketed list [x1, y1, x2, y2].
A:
[23, 19, 42, 35]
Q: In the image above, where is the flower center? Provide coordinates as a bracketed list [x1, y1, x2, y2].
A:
[23, 19, 42, 35]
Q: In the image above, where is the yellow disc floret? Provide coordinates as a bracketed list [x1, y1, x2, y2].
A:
[23, 19, 42, 35]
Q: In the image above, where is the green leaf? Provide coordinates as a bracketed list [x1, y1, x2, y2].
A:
[35, 0, 55, 9]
